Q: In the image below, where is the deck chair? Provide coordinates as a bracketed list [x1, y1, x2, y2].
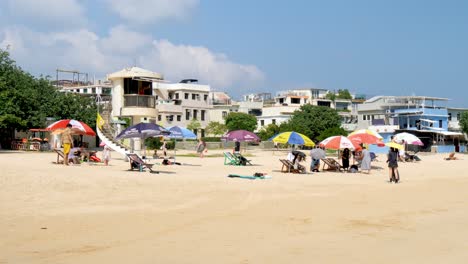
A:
[54, 149, 65, 164]
[234, 153, 252, 166]
[224, 152, 241, 165]
[127, 153, 158, 173]
[321, 158, 343, 172]
[279, 159, 305, 173]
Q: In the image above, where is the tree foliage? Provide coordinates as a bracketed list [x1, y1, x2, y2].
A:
[205, 121, 227, 136]
[460, 112, 468, 135]
[258, 123, 280, 141]
[224, 112, 257, 132]
[316, 127, 348, 142]
[187, 119, 201, 132]
[0, 49, 97, 135]
[284, 104, 341, 142]
[325, 89, 352, 101]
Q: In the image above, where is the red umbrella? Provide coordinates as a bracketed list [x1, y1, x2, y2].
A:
[348, 129, 383, 145]
[320, 136, 360, 150]
[46, 119, 96, 136]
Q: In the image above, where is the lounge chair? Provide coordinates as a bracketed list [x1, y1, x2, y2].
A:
[321, 158, 343, 172]
[127, 153, 158, 173]
[224, 152, 241, 165]
[54, 149, 65, 164]
[279, 159, 305, 173]
[233, 153, 252, 166]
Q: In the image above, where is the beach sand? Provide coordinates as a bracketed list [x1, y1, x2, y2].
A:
[1, 149, 468, 264]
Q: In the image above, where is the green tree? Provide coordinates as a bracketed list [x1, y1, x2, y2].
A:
[224, 112, 257, 132]
[187, 119, 201, 133]
[258, 123, 280, 141]
[460, 112, 468, 135]
[325, 92, 336, 101]
[337, 89, 352, 99]
[316, 127, 348, 142]
[205, 121, 227, 136]
[285, 104, 341, 142]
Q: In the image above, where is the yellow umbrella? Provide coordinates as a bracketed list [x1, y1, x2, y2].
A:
[385, 142, 404, 150]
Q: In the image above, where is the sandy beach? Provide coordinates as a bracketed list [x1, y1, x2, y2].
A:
[1, 149, 468, 264]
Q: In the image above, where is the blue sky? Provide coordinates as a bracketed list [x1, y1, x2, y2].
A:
[1, 0, 467, 107]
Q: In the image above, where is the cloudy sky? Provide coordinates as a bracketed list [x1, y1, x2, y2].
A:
[1, 0, 467, 107]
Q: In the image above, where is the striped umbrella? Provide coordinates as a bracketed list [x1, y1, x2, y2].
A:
[46, 119, 96, 136]
[348, 129, 383, 144]
[269, 131, 315, 147]
[319, 136, 359, 150]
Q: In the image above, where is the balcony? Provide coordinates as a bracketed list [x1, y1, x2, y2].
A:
[121, 95, 157, 117]
[124, 95, 155, 108]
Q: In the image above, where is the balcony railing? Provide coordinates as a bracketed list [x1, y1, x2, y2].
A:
[124, 95, 155, 108]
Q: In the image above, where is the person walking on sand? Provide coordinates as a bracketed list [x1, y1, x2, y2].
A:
[196, 138, 207, 158]
[360, 145, 372, 174]
[61, 123, 73, 166]
[387, 147, 400, 183]
[102, 144, 111, 166]
[341, 148, 351, 171]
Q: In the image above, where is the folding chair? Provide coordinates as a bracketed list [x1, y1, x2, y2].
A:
[54, 149, 65, 164]
[279, 159, 305, 173]
[224, 152, 241, 165]
[234, 153, 252, 166]
[127, 153, 158, 173]
[321, 158, 343, 172]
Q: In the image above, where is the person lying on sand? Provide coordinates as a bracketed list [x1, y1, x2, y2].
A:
[444, 152, 458, 160]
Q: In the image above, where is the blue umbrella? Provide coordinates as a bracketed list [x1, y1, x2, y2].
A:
[166, 126, 197, 139]
[115, 122, 170, 140]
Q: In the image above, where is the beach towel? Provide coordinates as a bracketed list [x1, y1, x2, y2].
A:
[227, 174, 271, 180]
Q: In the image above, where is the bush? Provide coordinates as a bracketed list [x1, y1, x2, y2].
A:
[145, 138, 175, 150]
[202, 137, 221, 142]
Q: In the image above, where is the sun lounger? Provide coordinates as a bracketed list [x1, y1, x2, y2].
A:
[54, 149, 65, 164]
[279, 159, 305, 173]
[127, 153, 158, 173]
[321, 158, 343, 172]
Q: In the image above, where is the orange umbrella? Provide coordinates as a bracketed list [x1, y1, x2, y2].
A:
[348, 129, 383, 145]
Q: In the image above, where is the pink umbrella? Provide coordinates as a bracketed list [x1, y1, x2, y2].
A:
[46, 119, 96, 136]
[320, 136, 359, 150]
[221, 130, 260, 142]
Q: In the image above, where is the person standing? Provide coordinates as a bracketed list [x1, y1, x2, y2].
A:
[103, 145, 111, 166]
[341, 148, 351, 171]
[61, 124, 73, 166]
[196, 138, 207, 158]
[310, 145, 326, 172]
[387, 147, 400, 183]
[360, 145, 372, 174]
[160, 140, 168, 157]
[233, 138, 241, 153]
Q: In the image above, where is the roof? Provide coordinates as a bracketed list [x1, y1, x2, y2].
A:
[107, 67, 163, 81]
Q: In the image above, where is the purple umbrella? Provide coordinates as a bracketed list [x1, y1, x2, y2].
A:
[222, 130, 260, 142]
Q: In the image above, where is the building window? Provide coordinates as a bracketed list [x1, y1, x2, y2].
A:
[260, 120, 264, 126]
[158, 115, 161, 121]
[175, 93, 179, 99]
[272, 119, 276, 125]
[92, 88, 96, 94]
[448, 113, 452, 121]
[291, 98, 300, 104]
[186, 110, 191, 120]
[192, 94, 196, 100]
[177, 115, 181, 121]
[439, 120, 442, 128]
[457, 113, 460, 120]
[204, 94, 208, 101]
[185, 93, 189, 99]
[363, 115, 366, 121]
[193, 109, 198, 120]
[222, 111, 228, 118]
[201, 110, 205, 121]
[83, 88, 88, 93]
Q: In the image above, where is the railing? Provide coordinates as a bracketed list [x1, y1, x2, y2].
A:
[124, 95, 155, 108]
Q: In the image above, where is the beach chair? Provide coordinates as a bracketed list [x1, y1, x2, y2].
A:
[321, 158, 343, 172]
[234, 153, 252, 166]
[127, 153, 158, 173]
[54, 149, 65, 164]
[224, 152, 241, 165]
[279, 159, 305, 173]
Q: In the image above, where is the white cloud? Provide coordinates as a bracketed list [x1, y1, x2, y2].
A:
[0, 27, 264, 91]
[6, 0, 87, 27]
[103, 0, 199, 25]
[144, 39, 264, 90]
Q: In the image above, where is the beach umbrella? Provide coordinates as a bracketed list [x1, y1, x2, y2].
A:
[221, 130, 260, 142]
[166, 126, 197, 139]
[115, 122, 170, 140]
[46, 119, 96, 136]
[348, 129, 383, 144]
[385, 142, 404, 150]
[269, 131, 315, 147]
[393, 132, 424, 146]
[319, 136, 359, 150]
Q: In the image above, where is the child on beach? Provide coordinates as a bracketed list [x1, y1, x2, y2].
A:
[387, 147, 400, 183]
[103, 145, 111, 166]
